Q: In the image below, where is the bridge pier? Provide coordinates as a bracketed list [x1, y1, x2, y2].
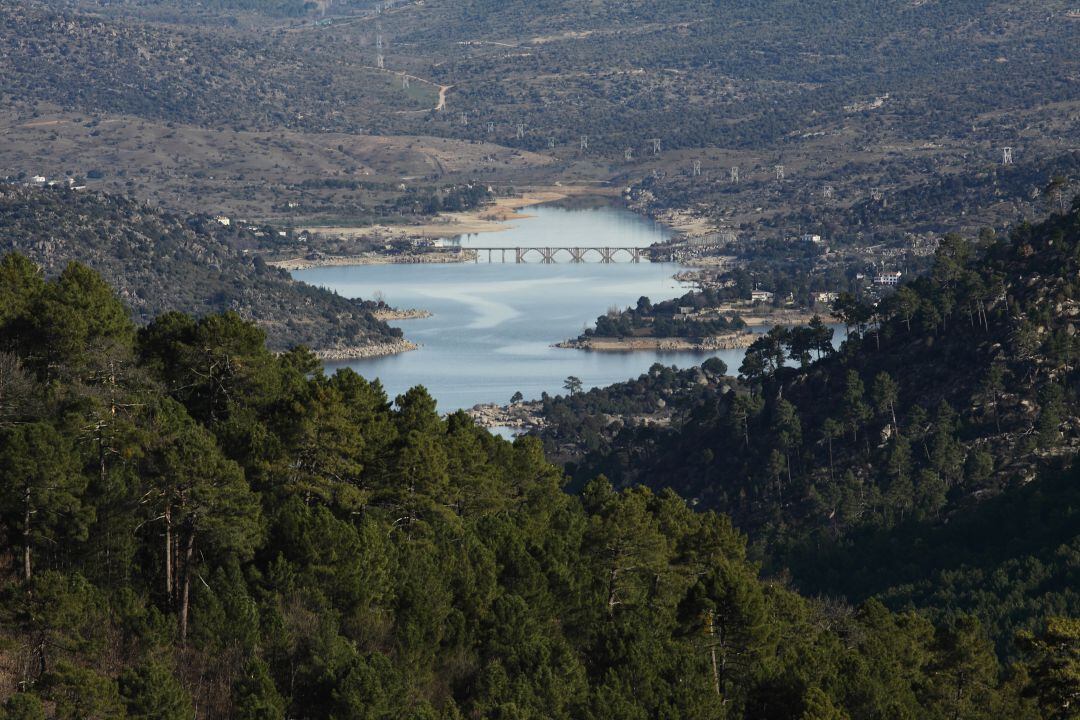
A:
[570, 248, 586, 263]
[541, 247, 555, 264]
[600, 248, 615, 264]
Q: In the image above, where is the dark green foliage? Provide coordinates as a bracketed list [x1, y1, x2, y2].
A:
[232, 659, 286, 720]
[1017, 617, 1080, 720]
[0, 694, 45, 720]
[119, 661, 193, 720]
[41, 662, 126, 720]
[538, 202, 1080, 658]
[0, 246, 1065, 718]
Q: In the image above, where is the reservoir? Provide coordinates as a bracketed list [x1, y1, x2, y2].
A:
[295, 203, 755, 411]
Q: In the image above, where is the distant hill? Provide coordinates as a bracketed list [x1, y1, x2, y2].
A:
[0, 185, 398, 351]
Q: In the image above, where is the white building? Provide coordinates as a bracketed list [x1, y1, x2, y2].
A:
[813, 291, 839, 305]
[751, 290, 774, 303]
[802, 233, 823, 244]
[874, 271, 902, 286]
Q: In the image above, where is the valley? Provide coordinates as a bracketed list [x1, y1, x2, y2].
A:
[0, 0, 1077, 718]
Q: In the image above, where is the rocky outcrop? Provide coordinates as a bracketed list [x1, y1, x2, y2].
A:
[313, 339, 419, 361]
[556, 332, 756, 352]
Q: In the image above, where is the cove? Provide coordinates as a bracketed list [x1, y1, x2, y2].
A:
[295, 203, 761, 411]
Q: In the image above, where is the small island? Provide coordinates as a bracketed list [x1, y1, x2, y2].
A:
[557, 291, 754, 352]
[558, 288, 840, 352]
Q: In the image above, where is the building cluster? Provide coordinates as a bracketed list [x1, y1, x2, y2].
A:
[23, 175, 86, 191]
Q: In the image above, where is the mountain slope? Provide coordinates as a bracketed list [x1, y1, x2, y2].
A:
[0, 184, 399, 351]
[538, 200, 1080, 649]
[0, 257, 1058, 718]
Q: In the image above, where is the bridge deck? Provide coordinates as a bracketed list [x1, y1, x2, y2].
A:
[464, 247, 650, 263]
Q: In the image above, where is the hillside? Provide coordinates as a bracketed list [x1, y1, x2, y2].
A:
[0, 185, 400, 352]
[1, 0, 1075, 249]
[537, 200, 1080, 650]
[0, 256, 1069, 719]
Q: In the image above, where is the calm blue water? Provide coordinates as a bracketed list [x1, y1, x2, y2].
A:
[295, 204, 758, 411]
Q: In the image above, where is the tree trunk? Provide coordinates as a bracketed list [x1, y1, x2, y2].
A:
[827, 438, 834, 480]
[178, 528, 195, 642]
[606, 564, 620, 615]
[710, 645, 721, 696]
[23, 484, 32, 582]
[164, 504, 173, 601]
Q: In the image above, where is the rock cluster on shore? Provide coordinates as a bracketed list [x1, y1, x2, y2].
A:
[371, 308, 433, 321]
[313, 338, 419, 361]
[555, 332, 756, 352]
[465, 402, 545, 431]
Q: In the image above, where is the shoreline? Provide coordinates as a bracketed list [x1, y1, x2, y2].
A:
[270, 249, 473, 271]
[555, 332, 756, 352]
[298, 186, 620, 242]
[314, 338, 419, 361]
[738, 310, 838, 327]
[371, 308, 433, 322]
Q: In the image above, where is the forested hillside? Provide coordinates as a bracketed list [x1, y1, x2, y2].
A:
[1, 254, 1073, 718]
[403, 0, 1078, 152]
[0, 185, 398, 352]
[539, 200, 1080, 653]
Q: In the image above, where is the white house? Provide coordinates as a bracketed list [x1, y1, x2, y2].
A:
[751, 290, 774, 303]
[813, 291, 839, 305]
[874, 271, 902, 286]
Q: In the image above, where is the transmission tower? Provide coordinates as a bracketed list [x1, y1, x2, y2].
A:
[376, 54, 385, 69]
[401, 74, 410, 89]
[548, 137, 556, 149]
[487, 121, 495, 134]
[517, 123, 525, 139]
[580, 135, 589, 151]
[774, 164, 785, 182]
[823, 185, 834, 199]
[624, 148, 633, 161]
[692, 160, 702, 177]
[730, 166, 739, 183]
[650, 138, 661, 155]
[460, 112, 468, 126]
[1002, 147, 1014, 166]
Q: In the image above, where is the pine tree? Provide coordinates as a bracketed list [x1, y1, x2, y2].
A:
[1018, 617, 1080, 720]
[0, 423, 90, 581]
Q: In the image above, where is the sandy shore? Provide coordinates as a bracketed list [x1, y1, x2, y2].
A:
[371, 308, 432, 321]
[270, 250, 472, 271]
[556, 332, 756, 352]
[313, 338, 418, 361]
[300, 186, 619, 241]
